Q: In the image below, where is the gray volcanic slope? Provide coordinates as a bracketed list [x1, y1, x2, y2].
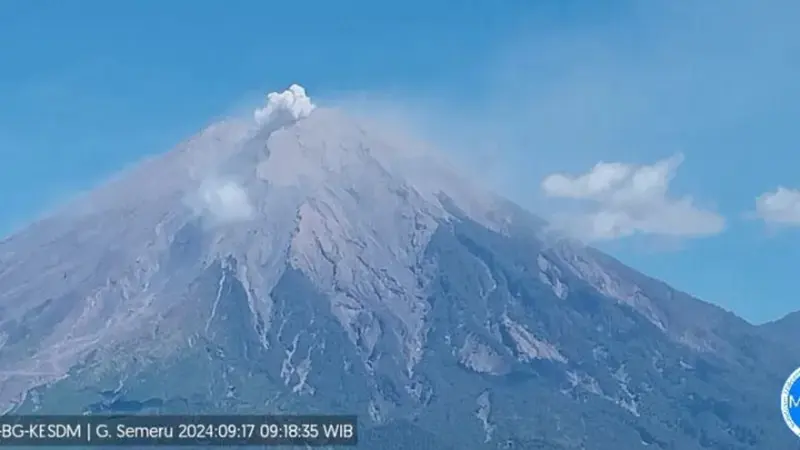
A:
[0, 98, 797, 449]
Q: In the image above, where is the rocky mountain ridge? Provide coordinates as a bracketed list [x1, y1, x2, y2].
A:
[0, 86, 796, 449]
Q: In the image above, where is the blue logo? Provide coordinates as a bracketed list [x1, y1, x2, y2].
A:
[781, 367, 800, 437]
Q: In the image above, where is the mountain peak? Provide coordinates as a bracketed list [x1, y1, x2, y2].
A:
[0, 94, 513, 408]
[2, 86, 795, 448]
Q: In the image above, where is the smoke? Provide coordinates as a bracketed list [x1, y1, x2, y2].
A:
[196, 179, 254, 223]
[186, 84, 318, 225]
[253, 84, 316, 125]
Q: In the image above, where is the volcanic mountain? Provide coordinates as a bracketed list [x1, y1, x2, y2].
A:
[0, 85, 795, 449]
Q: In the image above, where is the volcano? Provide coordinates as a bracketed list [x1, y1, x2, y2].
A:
[0, 85, 795, 449]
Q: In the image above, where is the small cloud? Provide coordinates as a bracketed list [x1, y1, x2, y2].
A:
[754, 187, 800, 225]
[542, 161, 634, 200]
[541, 154, 724, 241]
[253, 84, 316, 125]
[197, 180, 254, 223]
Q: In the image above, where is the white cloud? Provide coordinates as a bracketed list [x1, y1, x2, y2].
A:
[755, 187, 800, 225]
[542, 161, 633, 200]
[253, 84, 316, 125]
[197, 180, 254, 223]
[541, 154, 724, 240]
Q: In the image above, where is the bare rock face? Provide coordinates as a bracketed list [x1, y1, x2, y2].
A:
[0, 87, 795, 449]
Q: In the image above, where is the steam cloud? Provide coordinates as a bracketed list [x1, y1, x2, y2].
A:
[254, 84, 316, 125]
[187, 84, 317, 225]
[197, 180, 254, 223]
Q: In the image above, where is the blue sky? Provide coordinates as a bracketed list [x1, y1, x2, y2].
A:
[2, 0, 799, 323]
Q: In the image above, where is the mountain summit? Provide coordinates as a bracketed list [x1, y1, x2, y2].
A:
[0, 85, 795, 449]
